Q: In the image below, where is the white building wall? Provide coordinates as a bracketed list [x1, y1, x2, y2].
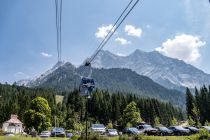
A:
[2, 123, 23, 134]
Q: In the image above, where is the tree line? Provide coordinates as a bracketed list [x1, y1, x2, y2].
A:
[0, 83, 183, 131]
[186, 85, 210, 126]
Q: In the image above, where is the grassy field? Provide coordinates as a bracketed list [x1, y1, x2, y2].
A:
[0, 136, 69, 140]
[0, 135, 202, 140]
[55, 95, 64, 104]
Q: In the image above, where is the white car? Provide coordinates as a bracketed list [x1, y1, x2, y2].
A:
[39, 131, 51, 138]
[107, 129, 118, 136]
[202, 126, 210, 132]
[91, 124, 106, 134]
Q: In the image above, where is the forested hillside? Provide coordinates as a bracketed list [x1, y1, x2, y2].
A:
[0, 83, 183, 129]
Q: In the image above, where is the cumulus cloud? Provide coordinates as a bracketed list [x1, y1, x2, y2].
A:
[41, 52, 52, 58]
[125, 25, 142, 37]
[95, 24, 114, 39]
[115, 37, 131, 45]
[155, 34, 206, 63]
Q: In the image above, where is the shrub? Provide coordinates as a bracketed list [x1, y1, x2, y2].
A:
[0, 129, 3, 136]
[107, 121, 113, 129]
[78, 132, 109, 140]
[119, 134, 133, 140]
[197, 128, 209, 140]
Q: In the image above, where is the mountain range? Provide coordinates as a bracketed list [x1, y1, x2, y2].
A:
[17, 49, 210, 107]
[92, 50, 210, 91]
[17, 61, 185, 107]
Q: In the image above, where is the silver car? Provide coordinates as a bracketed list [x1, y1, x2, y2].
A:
[107, 129, 118, 136]
[39, 131, 51, 138]
[91, 124, 106, 134]
[202, 126, 210, 132]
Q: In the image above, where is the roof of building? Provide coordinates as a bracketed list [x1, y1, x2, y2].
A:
[5, 115, 22, 124]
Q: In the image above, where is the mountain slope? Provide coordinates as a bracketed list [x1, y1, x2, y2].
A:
[92, 50, 210, 90]
[19, 62, 185, 107]
[91, 68, 184, 107]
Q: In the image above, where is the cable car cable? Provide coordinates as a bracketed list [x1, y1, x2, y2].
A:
[87, 0, 140, 65]
[89, 0, 134, 63]
[55, 0, 62, 62]
[59, 0, 63, 62]
[79, 0, 140, 96]
[55, 0, 59, 62]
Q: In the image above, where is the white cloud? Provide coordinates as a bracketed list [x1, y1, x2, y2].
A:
[155, 34, 206, 64]
[14, 72, 25, 77]
[14, 72, 30, 78]
[115, 37, 131, 45]
[125, 25, 142, 37]
[95, 24, 114, 39]
[41, 52, 52, 58]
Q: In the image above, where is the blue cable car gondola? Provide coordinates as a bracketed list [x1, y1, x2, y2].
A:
[79, 77, 95, 96]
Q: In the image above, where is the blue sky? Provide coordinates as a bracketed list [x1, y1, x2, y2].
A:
[0, 0, 210, 83]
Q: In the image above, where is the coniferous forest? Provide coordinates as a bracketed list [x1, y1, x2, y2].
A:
[0, 83, 184, 131]
[186, 85, 210, 126]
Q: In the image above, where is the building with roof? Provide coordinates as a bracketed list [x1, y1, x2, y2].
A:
[2, 115, 23, 134]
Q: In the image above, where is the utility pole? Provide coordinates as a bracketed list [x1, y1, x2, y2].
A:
[85, 95, 91, 140]
[54, 115, 57, 137]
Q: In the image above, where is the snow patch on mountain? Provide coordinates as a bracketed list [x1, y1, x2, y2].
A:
[17, 61, 66, 87]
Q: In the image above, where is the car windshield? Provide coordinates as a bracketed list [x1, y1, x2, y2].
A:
[41, 131, 49, 133]
[53, 128, 64, 132]
[92, 124, 105, 128]
[144, 125, 152, 128]
[129, 128, 139, 131]
[189, 127, 198, 130]
[175, 126, 185, 130]
[108, 129, 117, 132]
[159, 127, 168, 130]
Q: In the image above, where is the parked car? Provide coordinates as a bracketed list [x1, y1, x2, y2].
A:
[155, 126, 173, 136]
[184, 126, 199, 134]
[51, 127, 66, 137]
[168, 126, 190, 136]
[66, 132, 73, 138]
[202, 126, 210, 132]
[90, 124, 106, 134]
[107, 129, 118, 136]
[39, 131, 51, 138]
[123, 127, 143, 135]
[137, 124, 158, 135]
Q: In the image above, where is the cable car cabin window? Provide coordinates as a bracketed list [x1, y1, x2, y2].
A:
[79, 77, 95, 96]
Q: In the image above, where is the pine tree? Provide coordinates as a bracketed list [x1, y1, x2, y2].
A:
[154, 117, 161, 126]
[122, 101, 142, 127]
[186, 88, 196, 121]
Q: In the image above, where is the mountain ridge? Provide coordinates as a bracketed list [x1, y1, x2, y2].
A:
[91, 49, 210, 91]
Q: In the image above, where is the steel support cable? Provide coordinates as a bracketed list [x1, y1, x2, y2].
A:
[89, 0, 134, 62]
[55, 0, 59, 62]
[55, 0, 62, 62]
[59, 0, 63, 62]
[88, 0, 140, 64]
